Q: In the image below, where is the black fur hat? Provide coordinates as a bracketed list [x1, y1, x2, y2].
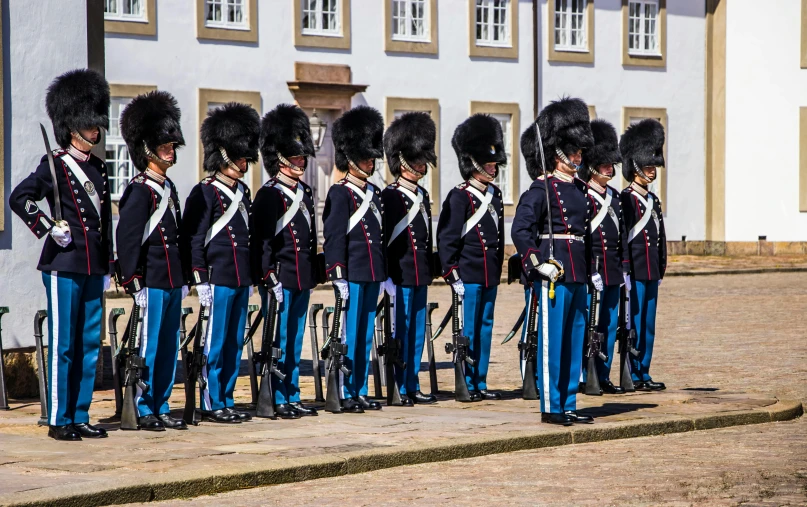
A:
[520, 122, 541, 180]
[259, 104, 315, 177]
[201, 102, 260, 174]
[120, 90, 185, 172]
[579, 119, 622, 182]
[536, 97, 593, 173]
[383, 112, 437, 178]
[451, 113, 507, 180]
[45, 69, 110, 149]
[332, 106, 384, 173]
[619, 118, 665, 181]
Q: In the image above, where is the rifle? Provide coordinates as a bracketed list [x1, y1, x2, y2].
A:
[444, 291, 474, 402]
[518, 286, 539, 400]
[378, 293, 405, 406]
[121, 297, 147, 430]
[322, 289, 349, 413]
[255, 274, 286, 419]
[308, 304, 325, 402]
[244, 305, 263, 405]
[617, 285, 640, 392]
[107, 307, 126, 417]
[425, 302, 439, 395]
[183, 304, 210, 425]
[371, 301, 384, 398]
[584, 259, 608, 396]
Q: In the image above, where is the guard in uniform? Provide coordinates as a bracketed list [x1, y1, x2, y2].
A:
[116, 91, 188, 431]
[251, 104, 319, 418]
[578, 119, 628, 394]
[437, 114, 506, 401]
[381, 112, 437, 405]
[619, 119, 667, 391]
[322, 106, 386, 413]
[511, 97, 596, 426]
[9, 69, 113, 441]
[182, 103, 260, 423]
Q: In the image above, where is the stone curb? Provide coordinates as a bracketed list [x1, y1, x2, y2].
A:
[1, 399, 802, 507]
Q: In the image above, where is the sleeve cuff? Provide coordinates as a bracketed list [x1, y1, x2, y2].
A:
[442, 266, 460, 283]
[191, 268, 209, 285]
[122, 275, 143, 295]
[28, 214, 54, 239]
[326, 263, 347, 282]
[262, 269, 279, 288]
[522, 249, 542, 274]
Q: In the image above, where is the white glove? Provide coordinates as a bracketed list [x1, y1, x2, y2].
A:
[537, 262, 560, 283]
[623, 273, 632, 291]
[249, 285, 254, 298]
[197, 283, 212, 307]
[333, 279, 349, 301]
[271, 283, 284, 304]
[591, 273, 604, 292]
[103, 275, 111, 292]
[658, 279, 662, 287]
[134, 288, 147, 309]
[381, 278, 396, 297]
[181, 285, 189, 300]
[50, 222, 71, 248]
[450, 279, 465, 298]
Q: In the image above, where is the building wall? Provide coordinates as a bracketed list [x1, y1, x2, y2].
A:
[0, 0, 89, 348]
[539, 0, 707, 241]
[724, 0, 807, 241]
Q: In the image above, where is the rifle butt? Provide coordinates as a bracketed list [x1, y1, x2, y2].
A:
[246, 338, 259, 406]
[521, 357, 539, 400]
[584, 356, 603, 395]
[324, 365, 343, 413]
[255, 370, 277, 419]
[120, 383, 140, 430]
[453, 363, 472, 402]
[619, 350, 636, 392]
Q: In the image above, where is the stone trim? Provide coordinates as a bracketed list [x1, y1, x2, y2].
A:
[384, 0, 438, 54]
[293, 0, 351, 50]
[621, 0, 666, 68]
[705, 0, 727, 238]
[547, 0, 594, 64]
[667, 240, 807, 256]
[104, 0, 156, 36]
[196, 0, 258, 43]
[109, 84, 158, 98]
[470, 101, 520, 215]
[801, 108, 807, 212]
[468, 0, 518, 59]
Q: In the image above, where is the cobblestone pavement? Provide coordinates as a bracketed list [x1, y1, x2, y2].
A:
[0, 271, 805, 505]
[129, 417, 807, 507]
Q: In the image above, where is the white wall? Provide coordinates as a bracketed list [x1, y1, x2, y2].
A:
[0, 0, 89, 347]
[539, 0, 706, 241]
[104, 0, 536, 211]
[724, 0, 807, 241]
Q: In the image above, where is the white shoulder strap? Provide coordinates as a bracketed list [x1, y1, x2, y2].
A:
[588, 188, 613, 232]
[205, 182, 244, 246]
[346, 184, 375, 234]
[141, 180, 171, 245]
[627, 193, 654, 243]
[388, 186, 424, 245]
[60, 154, 101, 217]
[274, 183, 305, 236]
[460, 185, 494, 238]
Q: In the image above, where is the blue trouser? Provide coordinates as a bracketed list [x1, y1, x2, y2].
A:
[202, 285, 249, 411]
[259, 286, 310, 404]
[536, 280, 587, 414]
[520, 287, 540, 392]
[41, 271, 103, 426]
[393, 285, 427, 395]
[580, 285, 621, 383]
[630, 280, 659, 382]
[463, 283, 498, 391]
[137, 287, 182, 416]
[341, 281, 380, 399]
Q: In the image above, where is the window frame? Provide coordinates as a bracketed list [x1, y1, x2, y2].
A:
[104, 0, 148, 23]
[621, 0, 666, 67]
[621, 107, 668, 211]
[384, 97, 441, 215]
[468, 0, 518, 59]
[547, 0, 594, 64]
[301, 0, 342, 37]
[104, 0, 155, 36]
[470, 101, 520, 214]
[554, 0, 587, 52]
[196, 0, 257, 43]
[203, 0, 250, 31]
[198, 89, 262, 193]
[294, 0, 351, 50]
[385, 0, 437, 54]
[627, 0, 659, 56]
[475, 0, 510, 48]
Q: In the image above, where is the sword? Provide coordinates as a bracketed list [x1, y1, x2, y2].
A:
[534, 121, 563, 299]
[500, 306, 527, 345]
[40, 124, 65, 226]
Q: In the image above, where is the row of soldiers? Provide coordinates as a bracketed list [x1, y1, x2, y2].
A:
[9, 69, 666, 440]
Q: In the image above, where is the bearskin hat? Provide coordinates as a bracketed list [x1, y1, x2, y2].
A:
[332, 106, 384, 173]
[451, 114, 507, 180]
[45, 69, 110, 149]
[579, 119, 622, 181]
[383, 112, 437, 178]
[120, 90, 185, 172]
[259, 104, 316, 177]
[619, 118, 665, 181]
[536, 97, 593, 173]
[201, 102, 260, 174]
[520, 123, 541, 180]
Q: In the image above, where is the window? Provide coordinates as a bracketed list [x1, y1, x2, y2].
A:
[106, 97, 135, 200]
[204, 0, 248, 30]
[302, 0, 341, 36]
[392, 0, 428, 42]
[628, 0, 659, 56]
[491, 113, 513, 203]
[554, 0, 586, 51]
[104, 0, 146, 22]
[476, 0, 510, 47]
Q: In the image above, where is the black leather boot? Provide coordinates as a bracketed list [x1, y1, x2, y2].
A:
[408, 391, 437, 404]
[224, 407, 253, 421]
[138, 414, 166, 431]
[341, 398, 365, 413]
[646, 380, 666, 390]
[564, 410, 594, 424]
[290, 402, 318, 416]
[201, 409, 240, 423]
[478, 389, 502, 400]
[157, 414, 188, 430]
[601, 380, 625, 394]
[357, 396, 382, 411]
[48, 425, 82, 441]
[274, 404, 301, 419]
[541, 413, 573, 426]
[72, 423, 108, 438]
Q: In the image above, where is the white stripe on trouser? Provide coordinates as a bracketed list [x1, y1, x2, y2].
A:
[134, 289, 149, 412]
[540, 281, 550, 413]
[48, 272, 60, 426]
[201, 285, 215, 410]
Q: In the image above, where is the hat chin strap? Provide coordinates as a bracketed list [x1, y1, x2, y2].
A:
[219, 147, 248, 174]
[590, 164, 615, 180]
[144, 143, 175, 168]
[470, 156, 497, 179]
[348, 157, 373, 178]
[633, 161, 657, 183]
[399, 153, 427, 177]
[555, 148, 581, 172]
[71, 130, 100, 147]
[277, 153, 306, 176]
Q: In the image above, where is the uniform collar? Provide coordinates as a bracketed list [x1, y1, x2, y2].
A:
[66, 144, 91, 162]
[276, 172, 298, 189]
[145, 169, 166, 185]
[467, 177, 487, 192]
[551, 171, 574, 183]
[346, 172, 367, 190]
[215, 171, 237, 189]
[396, 177, 418, 193]
[630, 181, 649, 197]
[589, 180, 606, 194]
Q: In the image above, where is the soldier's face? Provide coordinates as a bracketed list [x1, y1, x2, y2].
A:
[156, 143, 175, 163]
[596, 163, 614, 177]
[349, 159, 375, 179]
[642, 166, 657, 180]
[473, 162, 496, 183]
[79, 127, 99, 143]
[280, 156, 307, 179]
[221, 158, 247, 179]
[401, 162, 427, 182]
[568, 150, 583, 166]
